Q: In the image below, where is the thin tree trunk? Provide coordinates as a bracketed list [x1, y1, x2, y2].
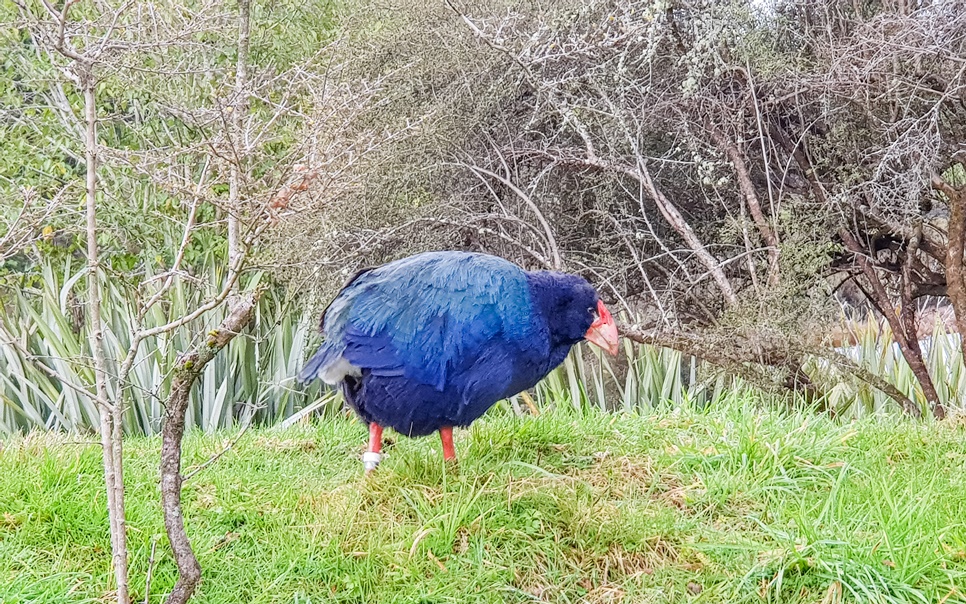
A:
[902, 228, 945, 419]
[552, 153, 739, 305]
[632, 163, 739, 306]
[83, 73, 129, 604]
[811, 347, 921, 418]
[934, 171, 966, 418]
[710, 127, 781, 286]
[161, 294, 256, 604]
[227, 0, 250, 289]
[936, 177, 966, 376]
[839, 228, 935, 418]
[775, 122, 931, 418]
[160, 376, 201, 604]
[163, 5, 252, 601]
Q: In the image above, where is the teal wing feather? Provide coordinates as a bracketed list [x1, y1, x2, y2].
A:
[303, 252, 539, 392]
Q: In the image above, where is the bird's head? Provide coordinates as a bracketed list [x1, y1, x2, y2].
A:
[528, 272, 620, 356]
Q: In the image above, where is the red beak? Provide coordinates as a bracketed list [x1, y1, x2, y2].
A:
[584, 299, 620, 356]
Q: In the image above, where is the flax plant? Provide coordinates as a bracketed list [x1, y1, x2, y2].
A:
[0, 258, 325, 435]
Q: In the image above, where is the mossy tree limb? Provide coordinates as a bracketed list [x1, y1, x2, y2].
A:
[160, 293, 257, 604]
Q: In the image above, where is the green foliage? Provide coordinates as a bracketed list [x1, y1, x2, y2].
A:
[0, 0, 337, 281]
[532, 341, 737, 415]
[2, 403, 965, 602]
[0, 256, 329, 435]
[0, 16, 82, 198]
[0, 0, 348, 436]
[807, 317, 966, 417]
[944, 164, 966, 188]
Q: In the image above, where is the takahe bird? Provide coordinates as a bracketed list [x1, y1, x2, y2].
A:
[297, 251, 619, 471]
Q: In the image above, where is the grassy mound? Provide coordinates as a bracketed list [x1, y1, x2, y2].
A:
[2, 401, 965, 603]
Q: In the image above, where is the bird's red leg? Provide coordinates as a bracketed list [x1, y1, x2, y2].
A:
[363, 423, 383, 472]
[368, 422, 383, 454]
[439, 426, 456, 462]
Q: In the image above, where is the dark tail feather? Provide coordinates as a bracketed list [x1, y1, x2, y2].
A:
[297, 346, 336, 384]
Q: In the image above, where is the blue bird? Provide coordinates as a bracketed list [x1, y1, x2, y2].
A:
[297, 251, 619, 470]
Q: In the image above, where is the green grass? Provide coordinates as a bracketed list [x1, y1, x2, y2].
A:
[2, 400, 966, 603]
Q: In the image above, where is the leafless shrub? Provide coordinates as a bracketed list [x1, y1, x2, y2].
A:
[279, 0, 966, 414]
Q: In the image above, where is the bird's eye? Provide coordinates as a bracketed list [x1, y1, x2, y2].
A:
[588, 306, 596, 315]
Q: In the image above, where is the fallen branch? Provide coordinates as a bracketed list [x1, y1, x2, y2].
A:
[620, 321, 927, 418]
[807, 347, 922, 419]
[618, 323, 796, 390]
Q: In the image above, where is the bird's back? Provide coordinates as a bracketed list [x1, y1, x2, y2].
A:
[298, 251, 551, 435]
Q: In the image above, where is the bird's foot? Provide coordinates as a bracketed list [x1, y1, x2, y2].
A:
[362, 451, 382, 473]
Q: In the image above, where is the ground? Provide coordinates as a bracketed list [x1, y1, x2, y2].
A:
[2, 400, 966, 603]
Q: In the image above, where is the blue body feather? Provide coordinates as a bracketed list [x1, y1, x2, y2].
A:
[298, 251, 599, 437]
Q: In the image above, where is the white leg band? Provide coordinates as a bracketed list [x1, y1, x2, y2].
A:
[362, 451, 382, 471]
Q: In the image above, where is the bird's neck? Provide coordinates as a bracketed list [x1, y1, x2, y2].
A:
[524, 272, 583, 351]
